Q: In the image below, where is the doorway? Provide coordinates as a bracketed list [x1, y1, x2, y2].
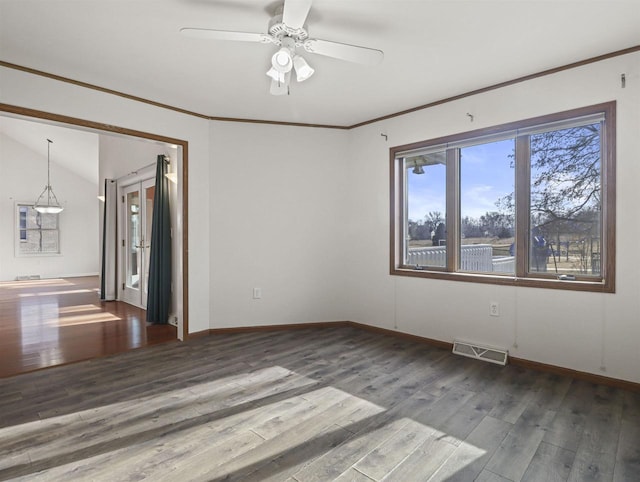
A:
[120, 177, 155, 309]
[0, 103, 189, 342]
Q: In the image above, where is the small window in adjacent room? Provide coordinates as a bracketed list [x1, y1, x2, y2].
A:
[390, 102, 615, 292]
[16, 204, 61, 256]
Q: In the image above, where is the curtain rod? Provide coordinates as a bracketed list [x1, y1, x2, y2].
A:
[125, 155, 170, 177]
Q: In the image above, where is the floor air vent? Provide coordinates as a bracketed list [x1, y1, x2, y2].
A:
[452, 340, 508, 366]
[16, 275, 41, 281]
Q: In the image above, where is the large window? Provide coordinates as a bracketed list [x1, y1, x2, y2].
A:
[390, 102, 615, 292]
[16, 204, 61, 256]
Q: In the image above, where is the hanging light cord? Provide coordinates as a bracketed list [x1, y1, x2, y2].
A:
[34, 138, 63, 213]
[46, 139, 52, 204]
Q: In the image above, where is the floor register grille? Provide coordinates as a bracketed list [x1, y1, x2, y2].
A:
[452, 340, 508, 366]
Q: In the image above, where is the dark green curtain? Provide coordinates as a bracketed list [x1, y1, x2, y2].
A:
[146, 155, 171, 324]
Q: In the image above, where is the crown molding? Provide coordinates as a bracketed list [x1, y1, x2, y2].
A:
[2, 44, 639, 130]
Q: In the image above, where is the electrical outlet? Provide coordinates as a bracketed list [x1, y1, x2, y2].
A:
[489, 301, 499, 317]
[252, 287, 262, 299]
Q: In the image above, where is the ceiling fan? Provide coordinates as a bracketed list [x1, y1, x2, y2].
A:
[180, 0, 384, 95]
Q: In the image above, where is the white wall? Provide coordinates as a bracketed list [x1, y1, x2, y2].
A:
[209, 121, 351, 327]
[0, 132, 98, 280]
[346, 51, 640, 384]
[0, 65, 211, 336]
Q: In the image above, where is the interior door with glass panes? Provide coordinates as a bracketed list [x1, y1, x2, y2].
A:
[120, 178, 155, 308]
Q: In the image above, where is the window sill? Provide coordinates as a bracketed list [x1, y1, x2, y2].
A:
[15, 253, 63, 258]
[391, 267, 613, 293]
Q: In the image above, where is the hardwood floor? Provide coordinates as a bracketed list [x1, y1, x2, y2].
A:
[0, 326, 638, 481]
[0, 276, 177, 378]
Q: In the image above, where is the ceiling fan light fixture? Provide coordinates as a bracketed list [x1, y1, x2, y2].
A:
[270, 71, 291, 95]
[266, 67, 285, 82]
[180, 0, 385, 96]
[271, 47, 293, 73]
[293, 55, 314, 82]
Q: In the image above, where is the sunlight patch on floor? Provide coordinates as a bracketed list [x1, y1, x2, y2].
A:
[18, 289, 97, 297]
[55, 312, 122, 326]
[57, 304, 102, 314]
[0, 364, 487, 481]
[0, 279, 74, 289]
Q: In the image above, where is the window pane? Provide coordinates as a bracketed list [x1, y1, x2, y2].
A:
[529, 122, 602, 276]
[404, 150, 447, 268]
[16, 205, 60, 255]
[126, 191, 141, 289]
[459, 139, 515, 274]
[19, 206, 27, 241]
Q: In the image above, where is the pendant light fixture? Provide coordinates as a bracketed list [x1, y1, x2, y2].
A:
[34, 138, 64, 214]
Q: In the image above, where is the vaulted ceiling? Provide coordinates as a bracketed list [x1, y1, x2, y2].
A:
[0, 116, 99, 184]
[1, 0, 639, 127]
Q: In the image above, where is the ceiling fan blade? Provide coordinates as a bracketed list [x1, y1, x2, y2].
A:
[180, 28, 272, 43]
[303, 38, 383, 65]
[282, 0, 312, 30]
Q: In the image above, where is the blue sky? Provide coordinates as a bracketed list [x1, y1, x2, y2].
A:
[408, 139, 515, 222]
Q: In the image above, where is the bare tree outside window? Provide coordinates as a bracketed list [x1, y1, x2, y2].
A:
[498, 123, 602, 275]
[530, 124, 601, 275]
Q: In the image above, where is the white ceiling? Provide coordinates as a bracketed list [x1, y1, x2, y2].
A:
[0, 115, 99, 184]
[1, 0, 639, 127]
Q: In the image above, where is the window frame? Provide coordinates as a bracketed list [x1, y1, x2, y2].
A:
[15, 203, 62, 257]
[390, 102, 616, 293]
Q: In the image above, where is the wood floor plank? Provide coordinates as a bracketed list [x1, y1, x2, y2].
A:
[380, 430, 457, 481]
[353, 418, 436, 480]
[621, 390, 640, 425]
[427, 415, 512, 482]
[203, 396, 379, 481]
[484, 422, 546, 481]
[436, 390, 495, 446]
[332, 468, 376, 482]
[251, 386, 355, 440]
[568, 453, 616, 482]
[543, 408, 587, 452]
[475, 469, 515, 482]
[155, 430, 267, 482]
[566, 384, 624, 482]
[238, 424, 355, 482]
[521, 441, 576, 482]
[530, 373, 573, 410]
[488, 391, 533, 425]
[556, 380, 599, 416]
[295, 416, 409, 481]
[293, 395, 434, 482]
[613, 414, 640, 482]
